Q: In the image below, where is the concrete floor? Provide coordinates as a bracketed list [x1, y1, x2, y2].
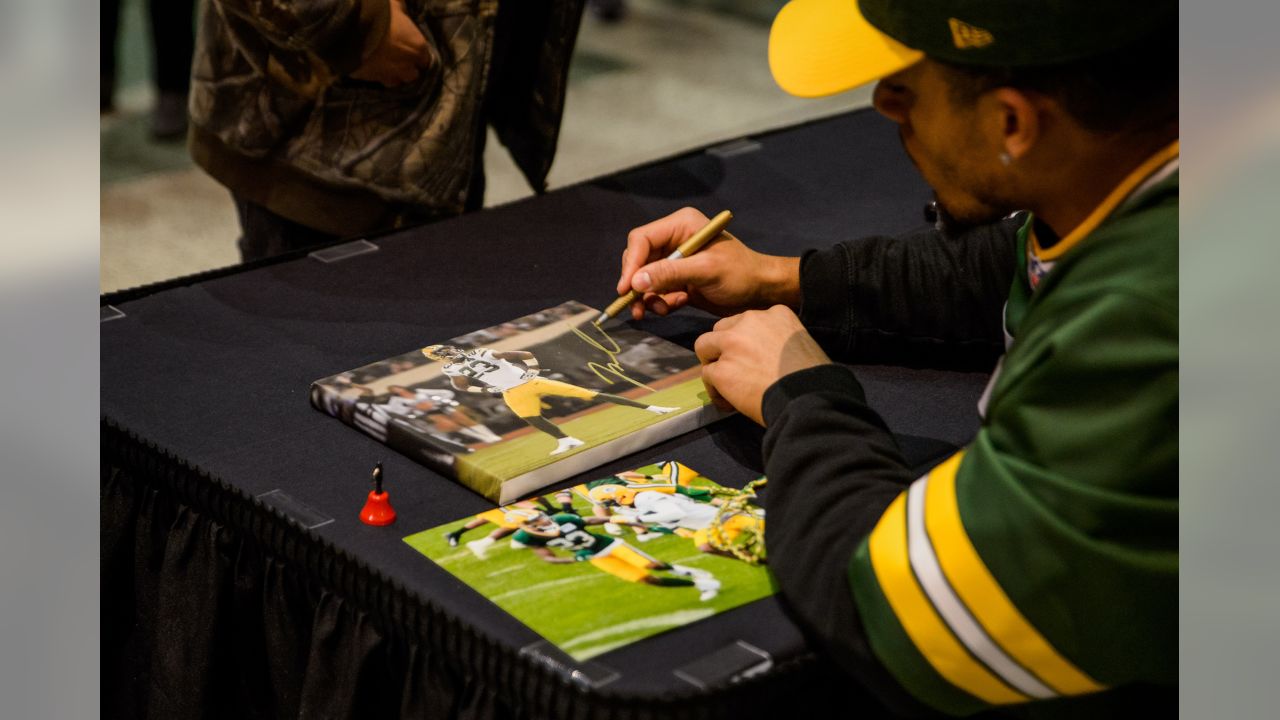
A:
[100, 0, 871, 293]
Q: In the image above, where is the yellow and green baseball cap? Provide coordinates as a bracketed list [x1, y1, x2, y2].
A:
[769, 0, 1176, 98]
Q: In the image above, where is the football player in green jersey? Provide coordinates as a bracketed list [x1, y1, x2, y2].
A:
[614, 0, 1177, 714]
[573, 462, 718, 536]
[510, 512, 720, 601]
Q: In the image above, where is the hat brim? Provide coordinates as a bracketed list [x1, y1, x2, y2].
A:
[769, 0, 924, 98]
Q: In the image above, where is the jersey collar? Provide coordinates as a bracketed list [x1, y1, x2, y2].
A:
[1031, 139, 1181, 262]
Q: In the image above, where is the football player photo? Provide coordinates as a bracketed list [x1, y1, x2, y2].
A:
[404, 462, 773, 661]
[569, 461, 720, 538]
[444, 501, 546, 560]
[311, 301, 716, 499]
[422, 344, 677, 456]
[509, 511, 721, 601]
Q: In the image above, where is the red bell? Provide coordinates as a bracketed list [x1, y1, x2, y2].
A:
[360, 461, 396, 526]
[360, 490, 397, 526]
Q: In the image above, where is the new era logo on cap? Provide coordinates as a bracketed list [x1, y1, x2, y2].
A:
[948, 17, 994, 49]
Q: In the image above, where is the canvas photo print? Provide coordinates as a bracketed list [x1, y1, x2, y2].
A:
[310, 301, 723, 501]
[403, 461, 774, 661]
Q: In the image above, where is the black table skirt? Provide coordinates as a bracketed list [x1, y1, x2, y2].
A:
[102, 109, 990, 719]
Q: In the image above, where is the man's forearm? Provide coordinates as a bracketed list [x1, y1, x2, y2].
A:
[760, 364, 932, 716]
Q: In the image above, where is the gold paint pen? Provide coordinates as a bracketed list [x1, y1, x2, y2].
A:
[595, 210, 734, 325]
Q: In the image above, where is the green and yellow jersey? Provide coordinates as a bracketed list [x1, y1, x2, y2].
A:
[512, 513, 615, 560]
[512, 513, 667, 583]
[765, 142, 1179, 716]
[474, 504, 542, 530]
[577, 461, 714, 506]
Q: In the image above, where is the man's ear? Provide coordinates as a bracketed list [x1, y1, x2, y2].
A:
[991, 87, 1041, 161]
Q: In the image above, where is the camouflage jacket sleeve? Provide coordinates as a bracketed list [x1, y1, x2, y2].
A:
[212, 0, 392, 76]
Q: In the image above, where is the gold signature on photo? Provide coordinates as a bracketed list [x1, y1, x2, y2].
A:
[568, 323, 656, 392]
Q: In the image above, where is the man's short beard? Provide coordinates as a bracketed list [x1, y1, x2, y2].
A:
[932, 190, 1008, 231]
[899, 128, 1011, 230]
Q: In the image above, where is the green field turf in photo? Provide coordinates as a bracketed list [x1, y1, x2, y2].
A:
[403, 474, 775, 661]
[458, 377, 710, 485]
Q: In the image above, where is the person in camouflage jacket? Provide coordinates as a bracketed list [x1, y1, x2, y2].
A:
[188, 0, 584, 258]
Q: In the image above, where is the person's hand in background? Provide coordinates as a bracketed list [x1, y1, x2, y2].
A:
[351, 0, 432, 87]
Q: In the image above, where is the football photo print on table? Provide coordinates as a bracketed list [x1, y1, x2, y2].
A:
[310, 301, 726, 502]
[404, 461, 774, 660]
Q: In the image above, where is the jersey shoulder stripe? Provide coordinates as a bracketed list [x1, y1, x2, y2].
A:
[852, 451, 1106, 713]
[923, 453, 1103, 695]
[868, 492, 1028, 705]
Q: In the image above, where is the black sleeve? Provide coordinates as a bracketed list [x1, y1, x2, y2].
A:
[761, 364, 934, 717]
[799, 215, 1022, 370]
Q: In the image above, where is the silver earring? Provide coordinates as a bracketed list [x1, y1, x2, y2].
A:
[999, 152, 1013, 166]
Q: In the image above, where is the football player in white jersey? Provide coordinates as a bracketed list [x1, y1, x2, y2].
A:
[626, 490, 720, 532]
[422, 344, 677, 456]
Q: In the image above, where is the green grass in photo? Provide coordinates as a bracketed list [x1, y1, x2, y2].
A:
[403, 477, 775, 661]
[456, 377, 711, 494]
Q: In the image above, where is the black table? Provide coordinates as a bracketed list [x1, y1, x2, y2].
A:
[102, 109, 990, 719]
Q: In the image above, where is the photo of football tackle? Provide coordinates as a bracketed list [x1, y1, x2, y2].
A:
[403, 462, 773, 661]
